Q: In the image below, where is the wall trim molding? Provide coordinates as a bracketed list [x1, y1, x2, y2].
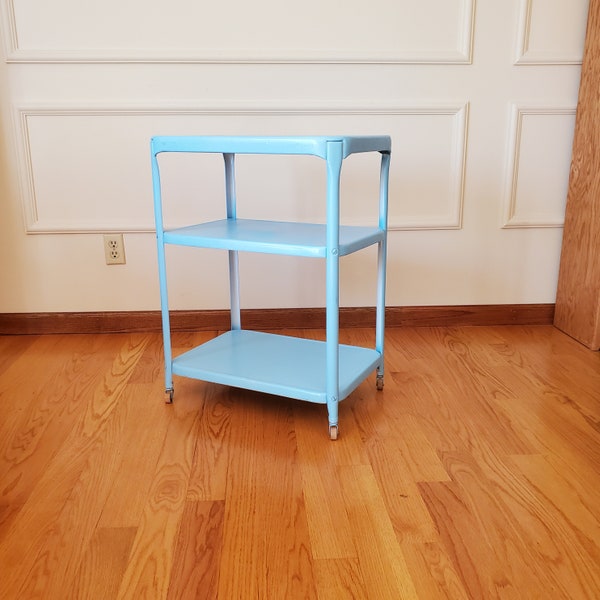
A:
[0, 0, 18, 59]
[0, 304, 556, 335]
[514, 0, 586, 65]
[13, 102, 469, 234]
[502, 104, 576, 228]
[2, 0, 474, 65]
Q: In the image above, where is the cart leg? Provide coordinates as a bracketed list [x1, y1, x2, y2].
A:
[329, 424, 339, 441]
[375, 151, 389, 395]
[376, 368, 384, 391]
[327, 396, 339, 441]
[325, 140, 343, 442]
[165, 387, 174, 404]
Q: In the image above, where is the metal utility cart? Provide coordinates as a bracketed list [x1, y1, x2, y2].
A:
[151, 135, 391, 440]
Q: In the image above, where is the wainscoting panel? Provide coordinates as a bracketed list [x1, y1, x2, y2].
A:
[4, 0, 474, 64]
[14, 104, 468, 233]
[515, 0, 589, 64]
[503, 105, 576, 228]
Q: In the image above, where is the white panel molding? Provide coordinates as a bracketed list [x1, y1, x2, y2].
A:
[3, 0, 474, 65]
[13, 102, 469, 234]
[515, 0, 587, 65]
[502, 104, 576, 228]
[387, 102, 468, 231]
[0, 0, 18, 58]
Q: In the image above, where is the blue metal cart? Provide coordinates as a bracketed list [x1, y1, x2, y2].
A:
[151, 135, 391, 440]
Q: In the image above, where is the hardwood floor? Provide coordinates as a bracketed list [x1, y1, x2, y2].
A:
[0, 325, 599, 599]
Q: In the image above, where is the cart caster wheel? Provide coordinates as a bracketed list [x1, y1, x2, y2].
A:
[329, 425, 339, 441]
[376, 376, 384, 391]
[165, 388, 174, 404]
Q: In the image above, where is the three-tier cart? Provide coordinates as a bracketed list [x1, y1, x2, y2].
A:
[151, 135, 391, 439]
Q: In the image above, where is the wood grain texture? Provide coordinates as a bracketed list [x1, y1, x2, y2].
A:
[115, 379, 202, 599]
[312, 557, 369, 600]
[167, 500, 225, 600]
[0, 325, 599, 598]
[0, 334, 149, 599]
[68, 527, 137, 600]
[555, 0, 600, 350]
[338, 464, 419, 599]
[217, 392, 317, 599]
[0, 304, 555, 335]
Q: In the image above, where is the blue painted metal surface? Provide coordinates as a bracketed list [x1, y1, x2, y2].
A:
[172, 330, 382, 404]
[162, 220, 384, 257]
[151, 135, 391, 159]
[151, 135, 391, 438]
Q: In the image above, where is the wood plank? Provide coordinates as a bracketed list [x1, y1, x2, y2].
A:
[0, 335, 129, 538]
[509, 453, 600, 596]
[400, 541, 470, 600]
[312, 558, 369, 600]
[419, 452, 561, 599]
[384, 413, 451, 483]
[217, 391, 317, 599]
[293, 393, 364, 560]
[115, 382, 202, 599]
[491, 364, 600, 472]
[0, 335, 91, 427]
[185, 384, 232, 502]
[554, 0, 600, 350]
[0, 334, 37, 376]
[364, 436, 445, 545]
[100, 335, 217, 526]
[0, 334, 149, 599]
[96, 382, 172, 528]
[470, 442, 600, 598]
[487, 325, 600, 424]
[166, 500, 225, 600]
[424, 327, 536, 454]
[67, 527, 137, 600]
[338, 464, 419, 599]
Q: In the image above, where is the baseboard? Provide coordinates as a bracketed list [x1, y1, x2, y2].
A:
[0, 304, 555, 335]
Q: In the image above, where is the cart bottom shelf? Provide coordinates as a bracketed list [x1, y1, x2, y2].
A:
[172, 329, 381, 404]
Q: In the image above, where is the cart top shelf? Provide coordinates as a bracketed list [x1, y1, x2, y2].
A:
[151, 135, 391, 159]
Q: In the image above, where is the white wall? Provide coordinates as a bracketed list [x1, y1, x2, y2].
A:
[0, 0, 589, 312]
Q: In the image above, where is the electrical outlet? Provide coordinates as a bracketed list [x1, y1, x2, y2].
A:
[103, 234, 126, 265]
